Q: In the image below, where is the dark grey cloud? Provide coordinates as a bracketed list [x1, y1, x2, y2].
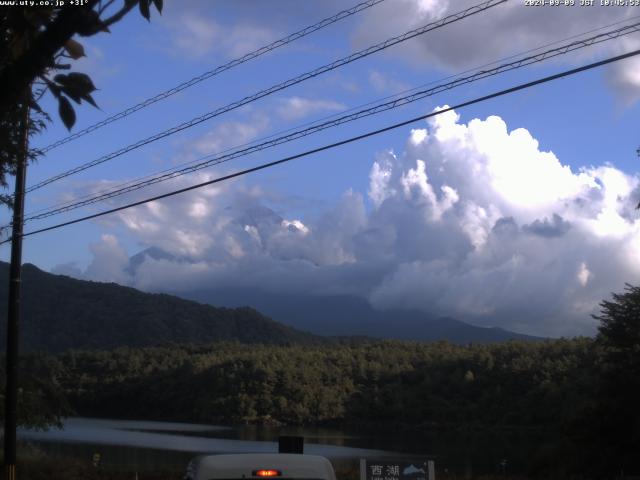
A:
[522, 213, 571, 238]
[492, 216, 518, 236]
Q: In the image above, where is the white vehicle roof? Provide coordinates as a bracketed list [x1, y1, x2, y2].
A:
[187, 453, 337, 480]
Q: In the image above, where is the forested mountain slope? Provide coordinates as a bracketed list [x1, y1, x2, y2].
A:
[0, 262, 323, 352]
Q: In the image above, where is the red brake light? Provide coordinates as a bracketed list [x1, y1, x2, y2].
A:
[253, 470, 281, 477]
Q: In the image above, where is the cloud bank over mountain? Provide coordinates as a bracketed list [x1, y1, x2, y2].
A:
[54, 107, 640, 337]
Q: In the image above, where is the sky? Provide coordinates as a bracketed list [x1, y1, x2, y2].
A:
[2, 0, 640, 337]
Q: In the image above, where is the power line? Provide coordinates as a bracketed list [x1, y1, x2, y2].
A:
[36, 0, 388, 154]
[24, 0, 507, 195]
[19, 19, 640, 224]
[21, 14, 640, 221]
[4, 47, 639, 245]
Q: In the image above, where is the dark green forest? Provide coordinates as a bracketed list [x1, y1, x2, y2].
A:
[54, 340, 594, 429]
[0, 263, 326, 351]
[5, 335, 636, 475]
[1, 274, 638, 475]
[2, 338, 628, 472]
[0, 337, 633, 476]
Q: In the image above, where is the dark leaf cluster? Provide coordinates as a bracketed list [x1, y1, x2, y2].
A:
[46, 72, 98, 130]
[0, 0, 162, 210]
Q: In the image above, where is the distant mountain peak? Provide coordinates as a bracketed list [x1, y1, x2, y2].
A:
[234, 205, 284, 228]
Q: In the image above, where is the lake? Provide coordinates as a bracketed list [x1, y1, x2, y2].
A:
[18, 417, 559, 476]
[18, 418, 398, 473]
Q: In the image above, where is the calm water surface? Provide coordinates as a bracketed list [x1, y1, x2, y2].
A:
[18, 417, 555, 475]
[19, 418, 394, 471]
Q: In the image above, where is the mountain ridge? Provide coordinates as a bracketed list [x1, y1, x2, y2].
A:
[178, 286, 544, 343]
[0, 261, 324, 352]
[0, 255, 543, 352]
[127, 246, 543, 343]
[127, 247, 545, 344]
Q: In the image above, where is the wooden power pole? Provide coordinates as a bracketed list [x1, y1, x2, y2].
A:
[3, 88, 30, 480]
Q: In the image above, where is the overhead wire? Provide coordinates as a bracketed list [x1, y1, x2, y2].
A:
[18, 19, 640, 224]
[2, 47, 638, 245]
[21, 13, 640, 220]
[36, 0, 389, 154]
[24, 0, 507, 194]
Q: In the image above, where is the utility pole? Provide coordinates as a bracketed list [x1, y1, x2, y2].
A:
[3, 87, 30, 480]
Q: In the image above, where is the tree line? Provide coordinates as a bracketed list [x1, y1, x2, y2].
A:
[50, 339, 595, 429]
[2, 285, 639, 476]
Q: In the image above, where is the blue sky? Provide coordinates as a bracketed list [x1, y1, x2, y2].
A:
[2, 0, 640, 336]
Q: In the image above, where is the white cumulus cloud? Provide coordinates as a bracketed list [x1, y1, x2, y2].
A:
[58, 107, 640, 337]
